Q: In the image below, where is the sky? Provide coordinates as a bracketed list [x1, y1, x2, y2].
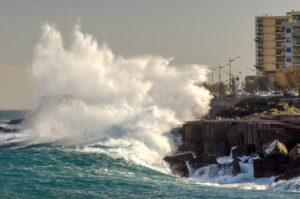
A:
[0, 0, 300, 109]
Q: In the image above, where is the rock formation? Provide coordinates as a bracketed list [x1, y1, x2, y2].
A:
[164, 115, 300, 181]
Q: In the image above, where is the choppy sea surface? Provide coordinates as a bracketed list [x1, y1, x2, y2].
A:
[1, 111, 300, 199]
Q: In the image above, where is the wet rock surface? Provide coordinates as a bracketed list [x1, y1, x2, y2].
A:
[0, 126, 19, 133]
[232, 145, 256, 159]
[7, 118, 25, 125]
[164, 115, 300, 181]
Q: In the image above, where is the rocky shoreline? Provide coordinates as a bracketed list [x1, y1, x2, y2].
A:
[164, 114, 300, 181]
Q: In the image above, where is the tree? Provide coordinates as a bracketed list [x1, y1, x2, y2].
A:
[203, 82, 230, 97]
[218, 82, 227, 97]
[245, 79, 257, 93]
[275, 66, 300, 94]
[257, 76, 268, 91]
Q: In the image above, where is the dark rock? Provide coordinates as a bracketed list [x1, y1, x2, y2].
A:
[253, 158, 288, 178]
[232, 145, 256, 159]
[189, 153, 218, 169]
[182, 124, 203, 142]
[274, 168, 300, 182]
[177, 142, 203, 154]
[258, 129, 293, 152]
[164, 151, 197, 162]
[288, 144, 300, 168]
[164, 150, 197, 177]
[203, 142, 231, 157]
[0, 127, 19, 133]
[226, 159, 241, 176]
[262, 140, 288, 159]
[242, 154, 257, 163]
[163, 158, 188, 177]
[7, 118, 24, 125]
[204, 124, 229, 143]
[227, 124, 245, 146]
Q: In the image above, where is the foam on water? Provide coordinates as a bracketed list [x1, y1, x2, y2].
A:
[185, 148, 300, 192]
[24, 22, 212, 171]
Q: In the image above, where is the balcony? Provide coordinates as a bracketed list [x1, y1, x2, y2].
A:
[292, 22, 300, 27]
[293, 52, 300, 56]
[276, 52, 285, 56]
[293, 61, 300, 65]
[292, 32, 300, 37]
[293, 42, 300, 46]
[276, 58, 285, 63]
[276, 37, 285, 40]
[276, 43, 285, 48]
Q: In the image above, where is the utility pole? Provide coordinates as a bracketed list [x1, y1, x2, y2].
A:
[210, 66, 216, 84]
[218, 64, 228, 83]
[228, 56, 241, 92]
[238, 71, 243, 90]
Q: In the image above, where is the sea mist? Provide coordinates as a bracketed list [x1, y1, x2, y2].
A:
[27, 22, 212, 171]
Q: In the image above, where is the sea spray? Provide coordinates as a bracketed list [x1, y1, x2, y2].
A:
[26, 22, 212, 171]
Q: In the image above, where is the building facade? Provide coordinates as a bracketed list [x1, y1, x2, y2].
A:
[255, 11, 300, 89]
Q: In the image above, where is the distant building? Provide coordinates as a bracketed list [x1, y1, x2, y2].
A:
[255, 10, 300, 89]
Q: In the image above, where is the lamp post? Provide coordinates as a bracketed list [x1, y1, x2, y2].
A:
[229, 56, 241, 92]
[218, 64, 228, 83]
[210, 66, 216, 85]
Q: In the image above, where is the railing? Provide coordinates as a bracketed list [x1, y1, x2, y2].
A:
[293, 42, 300, 46]
[276, 43, 286, 47]
[292, 32, 300, 36]
[276, 52, 286, 56]
[292, 22, 300, 26]
[276, 59, 285, 62]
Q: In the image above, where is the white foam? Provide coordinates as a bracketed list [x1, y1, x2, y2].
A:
[186, 151, 300, 192]
[25, 21, 212, 172]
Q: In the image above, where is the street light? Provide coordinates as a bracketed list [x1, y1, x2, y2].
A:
[210, 66, 217, 84]
[217, 64, 228, 83]
[229, 56, 241, 90]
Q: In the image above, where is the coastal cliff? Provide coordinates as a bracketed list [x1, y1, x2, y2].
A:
[164, 114, 300, 181]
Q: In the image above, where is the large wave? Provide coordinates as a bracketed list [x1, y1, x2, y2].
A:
[26, 22, 212, 171]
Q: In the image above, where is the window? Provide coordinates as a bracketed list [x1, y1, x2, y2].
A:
[287, 57, 292, 62]
[287, 47, 292, 53]
[286, 28, 291, 33]
[286, 38, 291, 43]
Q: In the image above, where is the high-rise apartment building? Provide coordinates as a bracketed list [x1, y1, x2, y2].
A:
[255, 10, 300, 88]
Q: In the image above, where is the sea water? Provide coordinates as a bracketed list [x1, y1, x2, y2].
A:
[1, 111, 300, 199]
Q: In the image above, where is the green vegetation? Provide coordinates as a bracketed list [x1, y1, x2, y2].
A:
[218, 96, 300, 118]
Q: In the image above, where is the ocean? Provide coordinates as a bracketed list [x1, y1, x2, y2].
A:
[1, 111, 300, 199]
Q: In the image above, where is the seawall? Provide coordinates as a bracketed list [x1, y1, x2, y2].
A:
[164, 115, 300, 180]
